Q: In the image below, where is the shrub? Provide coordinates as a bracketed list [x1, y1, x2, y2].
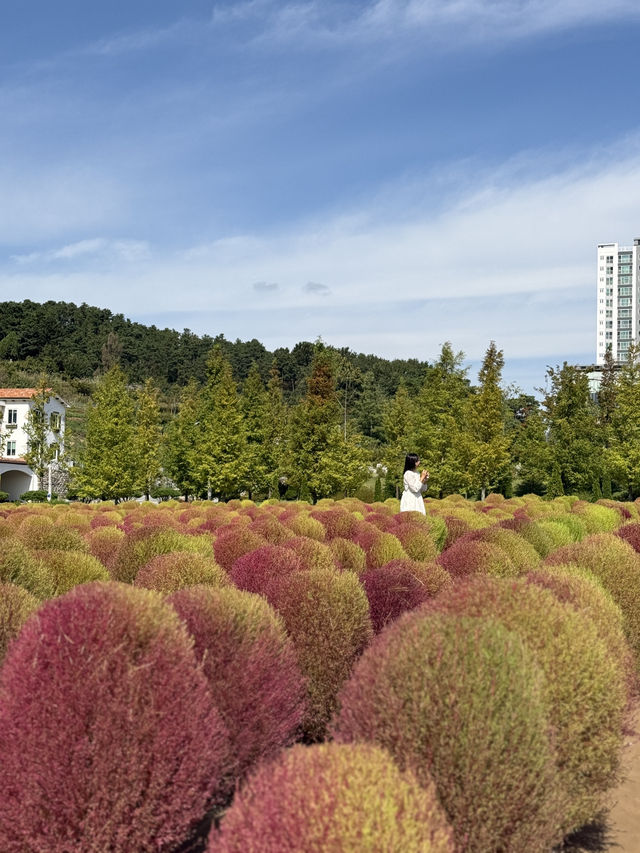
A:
[0, 537, 52, 596]
[467, 527, 540, 574]
[281, 512, 326, 541]
[211, 743, 454, 853]
[114, 528, 213, 583]
[364, 531, 407, 570]
[552, 513, 588, 541]
[85, 525, 125, 572]
[571, 502, 620, 534]
[544, 533, 640, 671]
[247, 514, 290, 544]
[310, 509, 358, 539]
[526, 564, 636, 703]
[0, 491, 9, 503]
[213, 528, 267, 572]
[332, 612, 564, 852]
[268, 568, 372, 741]
[441, 515, 472, 548]
[361, 559, 451, 633]
[19, 490, 52, 502]
[282, 536, 337, 573]
[168, 585, 306, 783]
[0, 583, 39, 663]
[365, 512, 396, 532]
[615, 522, 640, 553]
[424, 514, 448, 551]
[424, 576, 627, 831]
[499, 518, 556, 558]
[537, 520, 575, 549]
[134, 552, 228, 593]
[437, 538, 516, 580]
[0, 582, 230, 853]
[230, 545, 303, 596]
[328, 537, 366, 574]
[17, 515, 88, 553]
[35, 550, 110, 595]
[392, 523, 438, 562]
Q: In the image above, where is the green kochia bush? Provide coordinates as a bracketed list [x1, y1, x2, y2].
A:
[113, 528, 214, 583]
[168, 586, 306, 784]
[332, 613, 564, 852]
[134, 552, 228, 593]
[545, 533, 640, 671]
[0, 583, 39, 663]
[211, 743, 455, 853]
[0, 582, 231, 853]
[0, 539, 51, 598]
[268, 568, 372, 741]
[35, 549, 110, 596]
[424, 577, 627, 832]
[328, 537, 366, 574]
[17, 514, 89, 553]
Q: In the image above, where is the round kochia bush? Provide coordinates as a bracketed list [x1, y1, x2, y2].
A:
[424, 577, 626, 831]
[437, 538, 516, 580]
[361, 559, 451, 633]
[35, 549, 110, 596]
[113, 528, 213, 583]
[17, 514, 89, 552]
[211, 743, 454, 853]
[213, 527, 266, 572]
[332, 612, 564, 852]
[0, 539, 51, 598]
[230, 545, 303, 596]
[268, 567, 372, 741]
[134, 551, 228, 593]
[85, 525, 125, 572]
[0, 582, 230, 853]
[168, 585, 305, 783]
[545, 533, 640, 671]
[0, 583, 39, 663]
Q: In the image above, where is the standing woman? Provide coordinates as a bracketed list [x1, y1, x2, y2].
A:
[400, 453, 429, 514]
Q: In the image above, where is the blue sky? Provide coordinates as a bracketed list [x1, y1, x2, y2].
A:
[2, 1, 640, 393]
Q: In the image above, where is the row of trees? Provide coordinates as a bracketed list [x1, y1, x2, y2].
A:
[43, 340, 640, 503]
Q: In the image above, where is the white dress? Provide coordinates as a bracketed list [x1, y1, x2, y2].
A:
[400, 470, 428, 514]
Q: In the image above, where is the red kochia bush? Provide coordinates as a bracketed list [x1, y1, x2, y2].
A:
[168, 585, 306, 783]
[230, 545, 303, 596]
[437, 537, 516, 580]
[615, 522, 640, 553]
[0, 582, 230, 853]
[332, 612, 564, 852]
[213, 528, 267, 572]
[211, 743, 455, 853]
[361, 559, 452, 633]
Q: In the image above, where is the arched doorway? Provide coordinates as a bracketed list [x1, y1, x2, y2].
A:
[0, 468, 34, 501]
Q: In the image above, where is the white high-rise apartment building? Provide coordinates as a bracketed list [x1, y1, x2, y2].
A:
[596, 238, 640, 365]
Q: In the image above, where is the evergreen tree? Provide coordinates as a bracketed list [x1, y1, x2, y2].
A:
[355, 371, 386, 444]
[241, 364, 271, 499]
[509, 395, 548, 496]
[466, 342, 511, 499]
[133, 379, 162, 500]
[287, 350, 369, 501]
[382, 383, 417, 499]
[72, 366, 138, 501]
[164, 379, 200, 499]
[263, 362, 290, 497]
[0, 331, 19, 361]
[194, 346, 247, 499]
[609, 344, 640, 499]
[23, 376, 60, 492]
[414, 343, 471, 496]
[542, 363, 600, 497]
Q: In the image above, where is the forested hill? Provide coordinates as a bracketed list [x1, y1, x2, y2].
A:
[0, 300, 427, 398]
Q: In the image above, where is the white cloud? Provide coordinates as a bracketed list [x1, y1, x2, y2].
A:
[11, 238, 150, 266]
[2, 136, 638, 365]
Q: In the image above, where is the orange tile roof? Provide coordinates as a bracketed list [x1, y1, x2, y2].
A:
[0, 388, 53, 399]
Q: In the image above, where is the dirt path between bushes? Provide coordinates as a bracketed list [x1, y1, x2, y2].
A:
[607, 721, 640, 852]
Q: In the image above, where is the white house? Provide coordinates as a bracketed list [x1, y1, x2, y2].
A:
[0, 388, 67, 500]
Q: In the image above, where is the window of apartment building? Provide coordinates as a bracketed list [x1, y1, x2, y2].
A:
[606, 321, 613, 328]
[619, 330, 632, 339]
[607, 256, 614, 262]
[619, 298, 632, 306]
[606, 310, 613, 317]
[619, 308, 631, 317]
[619, 286, 632, 296]
[619, 320, 632, 329]
[606, 299, 613, 306]
[7, 409, 17, 425]
[620, 275, 632, 285]
[606, 267, 614, 275]
[606, 332, 613, 339]
[606, 288, 613, 296]
[5, 440, 16, 456]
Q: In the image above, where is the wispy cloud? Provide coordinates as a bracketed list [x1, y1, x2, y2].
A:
[253, 280, 279, 292]
[304, 281, 330, 295]
[11, 238, 150, 266]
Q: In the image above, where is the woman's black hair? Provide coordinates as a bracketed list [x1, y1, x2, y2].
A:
[403, 453, 420, 473]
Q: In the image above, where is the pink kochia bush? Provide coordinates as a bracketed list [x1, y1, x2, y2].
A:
[437, 537, 516, 580]
[0, 582, 230, 853]
[230, 545, 303, 596]
[168, 585, 306, 783]
[361, 559, 452, 633]
[211, 743, 454, 853]
[332, 612, 564, 852]
[213, 527, 267, 572]
[268, 567, 373, 740]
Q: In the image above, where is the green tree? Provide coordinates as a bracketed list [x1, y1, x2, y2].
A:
[72, 366, 138, 501]
[287, 350, 369, 501]
[263, 362, 290, 497]
[414, 343, 472, 496]
[542, 363, 601, 497]
[355, 371, 386, 444]
[194, 346, 247, 499]
[382, 383, 417, 498]
[0, 331, 19, 361]
[164, 379, 200, 500]
[23, 376, 60, 493]
[609, 344, 640, 499]
[509, 394, 548, 496]
[241, 363, 271, 499]
[133, 378, 162, 500]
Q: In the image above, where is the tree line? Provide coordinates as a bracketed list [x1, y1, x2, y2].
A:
[61, 340, 640, 503]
